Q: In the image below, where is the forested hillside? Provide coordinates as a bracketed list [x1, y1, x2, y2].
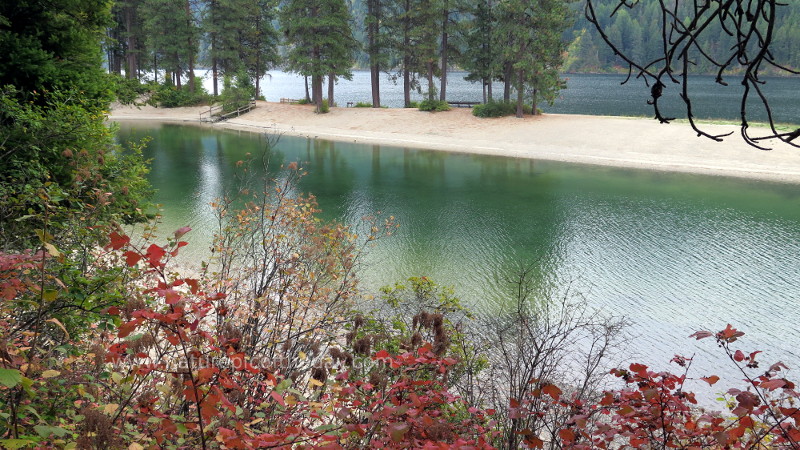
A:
[563, 0, 800, 73]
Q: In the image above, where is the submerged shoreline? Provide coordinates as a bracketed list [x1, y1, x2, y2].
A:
[108, 101, 800, 184]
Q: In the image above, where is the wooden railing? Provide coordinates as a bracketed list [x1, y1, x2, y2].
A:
[200, 101, 256, 123]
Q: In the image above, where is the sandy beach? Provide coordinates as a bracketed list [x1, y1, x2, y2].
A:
[109, 101, 800, 183]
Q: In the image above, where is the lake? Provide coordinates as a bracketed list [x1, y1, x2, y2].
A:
[117, 122, 800, 403]
[199, 70, 800, 124]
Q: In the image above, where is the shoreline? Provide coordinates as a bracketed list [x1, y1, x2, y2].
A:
[108, 101, 800, 184]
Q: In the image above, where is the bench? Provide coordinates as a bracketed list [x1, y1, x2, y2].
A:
[447, 101, 480, 108]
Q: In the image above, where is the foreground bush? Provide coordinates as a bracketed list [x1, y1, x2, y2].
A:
[2, 148, 799, 448]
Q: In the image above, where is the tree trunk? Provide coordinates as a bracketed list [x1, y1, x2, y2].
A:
[516, 69, 524, 118]
[403, 5, 411, 108]
[312, 74, 323, 112]
[211, 0, 218, 95]
[487, 78, 493, 102]
[124, 5, 138, 79]
[482, 81, 487, 104]
[427, 62, 435, 101]
[403, 66, 411, 107]
[367, 0, 381, 107]
[212, 58, 219, 96]
[439, 3, 449, 101]
[328, 73, 335, 106]
[185, 0, 195, 92]
[153, 54, 158, 83]
[531, 87, 538, 115]
[304, 76, 311, 102]
[503, 62, 512, 102]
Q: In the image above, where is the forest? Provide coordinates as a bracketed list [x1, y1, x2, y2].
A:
[3, 0, 800, 447]
[105, 0, 800, 117]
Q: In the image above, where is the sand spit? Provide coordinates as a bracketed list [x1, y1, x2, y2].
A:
[109, 101, 800, 183]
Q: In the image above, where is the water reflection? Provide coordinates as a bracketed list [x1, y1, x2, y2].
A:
[117, 122, 800, 404]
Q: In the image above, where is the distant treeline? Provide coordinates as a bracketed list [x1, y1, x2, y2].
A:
[562, 0, 800, 74]
[106, 0, 799, 115]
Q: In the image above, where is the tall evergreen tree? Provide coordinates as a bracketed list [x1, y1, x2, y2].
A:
[462, 0, 499, 103]
[0, 0, 112, 108]
[386, 0, 440, 105]
[280, 0, 357, 112]
[365, 0, 390, 107]
[140, 0, 200, 90]
[205, 0, 279, 97]
[108, 0, 146, 79]
[497, 0, 572, 117]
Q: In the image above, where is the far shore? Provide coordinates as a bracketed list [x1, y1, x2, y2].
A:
[108, 101, 800, 184]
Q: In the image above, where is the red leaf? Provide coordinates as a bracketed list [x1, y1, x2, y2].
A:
[174, 226, 192, 239]
[701, 375, 720, 386]
[734, 350, 745, 362]
[689, 330, 714, 340]
[108, 231, 130, 250]
[124, 251, 142, 267]
[388, 423, 409, 443]
[542, 383, 563, 400]
[630, 363, 648, 376]
[270, 390, 285, 407]
[117, 318, 141, 338]
[719, 324, 745, 342]
[164, 289, 181, 305]
[525, 435, 544, 448]
[760, 379, 786, 391]
[558, 428, 575, 443]
[185, 278, 200, 294]
[146, 244, 166, 267]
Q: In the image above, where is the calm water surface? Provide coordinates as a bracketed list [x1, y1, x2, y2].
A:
[118, 122, 800, 401]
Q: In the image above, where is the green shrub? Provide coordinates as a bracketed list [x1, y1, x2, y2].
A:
[319, 99, 330, 113]
[297, 98, 312, 104]
[220, 72, 255, 112]
[108, 74, 150, 105]
[354, 101, 372, 107]
[148, 78, 210, 108]
[418, 99, 450, 112]
[472, 100, 533, 117]
[406, 101, 419, 108]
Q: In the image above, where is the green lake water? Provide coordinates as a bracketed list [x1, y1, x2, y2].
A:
[116, 121, 800, 393]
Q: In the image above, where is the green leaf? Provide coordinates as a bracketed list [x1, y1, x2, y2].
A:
[0, 439, 36, 449]
[34, 425, 69, 438]
[0, 368, 22, 388]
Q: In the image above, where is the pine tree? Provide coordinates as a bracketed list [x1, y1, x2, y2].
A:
[140, 0, 200, 90]
[204, 0, 279, 97]
[386, 0, 441, 105]
[280, 0, 358, 112]
[497, 0, 572, 117]
[365, 0, 391, 107]
[462, 0, 499, 103]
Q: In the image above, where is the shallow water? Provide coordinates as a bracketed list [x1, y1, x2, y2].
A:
[117, 122, 800, 404]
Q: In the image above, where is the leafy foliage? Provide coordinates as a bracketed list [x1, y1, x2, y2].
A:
[219, 72, 256, 112]
[280, 0, 359, 112]
[0, 0, 113, 111]
[0, 87, 153, 250]
[147, 78, 211, 107]
[418, 99, 451, 112]
[473, 100, 518, 118]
